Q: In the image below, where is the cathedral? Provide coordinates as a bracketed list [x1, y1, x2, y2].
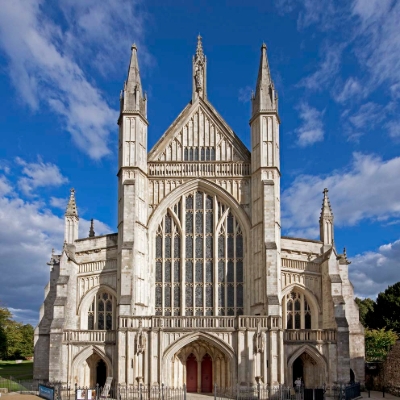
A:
[34, 37, 365, 391]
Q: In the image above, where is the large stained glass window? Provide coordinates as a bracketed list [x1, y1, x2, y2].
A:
[155, 191, 244, 316]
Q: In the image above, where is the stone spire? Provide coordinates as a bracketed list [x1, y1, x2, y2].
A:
[252, 43, 278, 115]
[64, 188, 79, 244]
[192, 34, 207, 101]
[120, 43, 147, 116]
[88, 219, 95, 238]
[319, 188, 334, 247]
[65, 188, 78, 218]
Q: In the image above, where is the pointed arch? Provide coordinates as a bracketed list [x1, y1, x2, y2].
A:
[148, 178, 251, 238]
[163, 331, 235, 362]
[78, 285, 117, 330]
[281, 283, 320, 329]
[71, 345, 113, 385]
[162, 331, 236, 388]
[286, 344, 327, 387]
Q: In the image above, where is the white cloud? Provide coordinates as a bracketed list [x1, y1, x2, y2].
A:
[0, 173, 112, 325]
[334, 77, 365, 103]
[386, 120, 400, 139]
[0, 0, 146, 159]
[295, 103, 325, 147]
[297, 0, 337, 30]
[16, 157, 68, 195]
[352, 0, 400, 90]
[298, 45, 343, 91]
[282, 153, 400, 237]
[50, 196, 68, 210]
[350, 238, 400, 299]
[59, 0, 151, 75]
[79, 218, 113, 239]
[347, 102, 384, 129]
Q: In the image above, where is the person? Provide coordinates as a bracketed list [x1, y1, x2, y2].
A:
[294, 377, 302, 393]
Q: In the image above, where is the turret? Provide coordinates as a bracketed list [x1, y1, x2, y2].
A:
[319, 188, 334, 248]
[64, 188, 79, 244]
[120, 44, 147, 117]
[251, 43, 278, 115]
[192, 34, 207, 102]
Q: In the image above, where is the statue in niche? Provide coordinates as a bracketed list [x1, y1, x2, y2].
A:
[136, 319, 146, 354]
[195, 64, 203, 91]
[254, 320, 265, 354]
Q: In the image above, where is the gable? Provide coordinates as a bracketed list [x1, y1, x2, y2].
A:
[148, 98, 250, 163]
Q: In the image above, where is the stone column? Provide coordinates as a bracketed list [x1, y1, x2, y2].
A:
[197, 360, 202, 393]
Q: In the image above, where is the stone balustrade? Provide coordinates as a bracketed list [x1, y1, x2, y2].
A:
[119, 315, 280, 330]
[148, 162, 251, 177]
[284, 329, 337, 343]
[63, 330, 116, 344]
[281, 258, 320, 273]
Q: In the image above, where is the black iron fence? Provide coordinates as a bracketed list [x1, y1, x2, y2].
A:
[214, 384, 305, 400]
[0, 378, 361, 400]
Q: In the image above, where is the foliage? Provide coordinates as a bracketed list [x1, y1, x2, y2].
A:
[365, 328, 398, 362]
[0, 305, 34, 360]
[373, 282, 400, 333]
[355, 297, 375, 327]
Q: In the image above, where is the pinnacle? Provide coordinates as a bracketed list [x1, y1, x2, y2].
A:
[65, 188, 79, 218]
[320, 188, 333, 220]
[89, 218, 95, 238]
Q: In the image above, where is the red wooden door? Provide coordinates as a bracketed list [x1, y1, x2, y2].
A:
[186, 354, 197, 392]
[201, 354, 213, 393]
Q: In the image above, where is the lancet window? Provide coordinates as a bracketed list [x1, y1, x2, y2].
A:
[88, 291, 114, 330]
[155, 191, 244, 316]
[284, 291, 312, 329]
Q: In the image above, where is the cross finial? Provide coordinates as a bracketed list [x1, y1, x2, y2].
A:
[196, 33, 204, 60]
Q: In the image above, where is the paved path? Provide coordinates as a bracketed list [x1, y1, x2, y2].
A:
[361, 391, 400, 400]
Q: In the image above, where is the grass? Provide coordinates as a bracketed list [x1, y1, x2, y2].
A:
[0, 360, 33, 379]
[0, 360, 33, 391]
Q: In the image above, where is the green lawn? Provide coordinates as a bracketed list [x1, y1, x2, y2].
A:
[0, 360, 33, 379]
[0, 360, 33, 391]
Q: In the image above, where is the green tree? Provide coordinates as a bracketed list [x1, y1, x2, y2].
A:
[365, 328, 398, 361]
[374, 282, 400, 333]
[355, 297, 375, 327]
[0, 305, 34, 359]
[18, 324, 34, 358]
[0, 306, 12, 359]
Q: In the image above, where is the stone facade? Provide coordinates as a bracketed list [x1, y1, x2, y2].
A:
[34, 37, 365, 390]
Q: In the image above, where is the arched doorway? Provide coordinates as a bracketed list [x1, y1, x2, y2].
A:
[201, 354, 212, 393]
[293, 357, 303, 387]
[96, 359, 107, 387]
[291, 352, 322, 388]
[186, 354, 198, 392]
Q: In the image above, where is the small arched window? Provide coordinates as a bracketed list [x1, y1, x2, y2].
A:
[284, 291, 312, 329]
[87, 291, 114, 330]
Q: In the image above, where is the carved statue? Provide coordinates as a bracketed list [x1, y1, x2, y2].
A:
[195, 65, 203, 91]
[254, 321, 265, 354]
[136, 319, 146, 354]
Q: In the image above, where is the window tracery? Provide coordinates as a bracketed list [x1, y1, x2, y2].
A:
[284, 291, 312, 329]
[155, 191, 244, 316]
[87, 291, 114, 330]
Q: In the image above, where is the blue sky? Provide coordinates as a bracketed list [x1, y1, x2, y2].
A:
[1, 0, 400, 325]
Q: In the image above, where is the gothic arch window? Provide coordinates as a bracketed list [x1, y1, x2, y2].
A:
[155, 191, 244, 316]
[284, 291, 312, 329]
[88, 291, 114, 330]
